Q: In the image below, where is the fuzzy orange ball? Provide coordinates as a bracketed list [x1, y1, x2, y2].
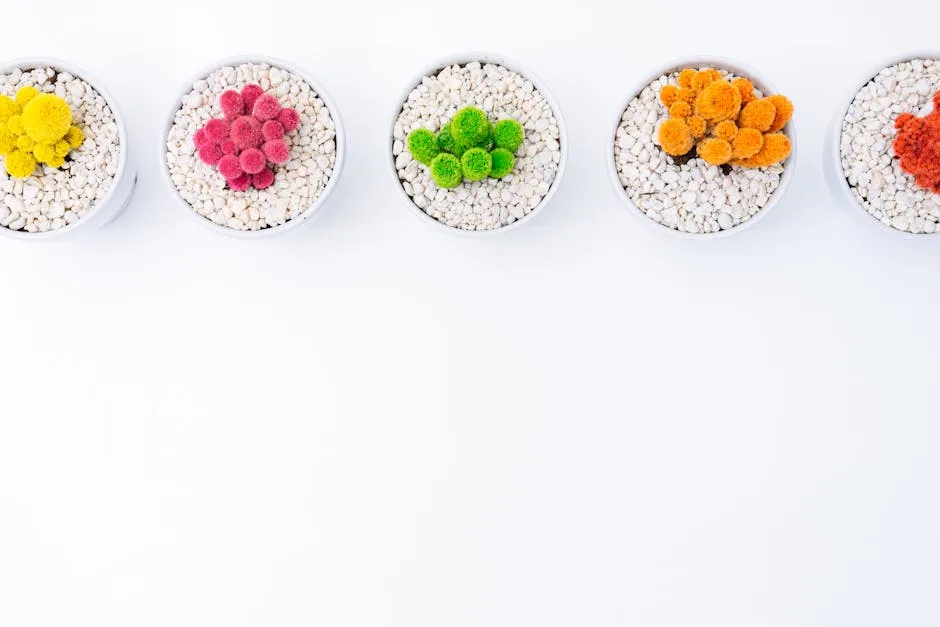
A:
[698, 138, 733, 165]
[731, 128, 764, 159]
[714, 120, 738, 142]
[739, 98, 777, 131]
[688, 115, 707, 139]
[766, 94, 794, 132]
[660, 85, 679, 107]
[669, 101, 692, 118]
[658, 118, 694, 156]
[732, 78, 755, 104]
[678, 69, 697, 89]
[694, 80, 742, 122]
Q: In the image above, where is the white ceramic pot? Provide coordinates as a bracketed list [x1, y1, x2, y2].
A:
[0, 57, 136, 241]
[389, 52, 568, 236]
[824, 51, 940, 237]
[161, 55, 345, 239]
[607, 55, 797, 239]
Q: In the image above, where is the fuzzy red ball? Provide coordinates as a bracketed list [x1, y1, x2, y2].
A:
[198, 143, 223, 166]
[203, 118, 229, 143]
[239, 147, 267, 174]
[241, 84, 264, 112]
[230, 115, 263, 149]
[220, 139, 236, 155]
[217, 155, 243, 181]
[219, 90, 244, 119]
[252, 167, 275, 190]
[262, 120, 284, 141]
[193, 128, 208, 148]
[277, 108, 300, 132]
[228, 173, 252, 192]
[263, 139, 290, 164]
[252, 94, 281, 121]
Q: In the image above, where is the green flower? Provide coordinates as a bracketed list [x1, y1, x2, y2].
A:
[489, 148, 515, 178]
[460, 147, 491, 181]
[407, 128, 438, 165]
[436, 125, 456, 154]
[450, 106, 491, 148]
[493, 119, 524, 153]
[430, 153, 462, 188]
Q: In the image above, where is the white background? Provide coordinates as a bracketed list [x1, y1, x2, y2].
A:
[1, 0, 938, 625]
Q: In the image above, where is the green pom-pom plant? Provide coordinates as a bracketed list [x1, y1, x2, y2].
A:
[460, 148, 491, 181]
[406, 108, 524, 189]
[493, 119, 523, 153]
[407, 128, 439, 165]
[430, 153, 462, 189]
[489, 148, 515, 178]
[450, 106, 491, 147]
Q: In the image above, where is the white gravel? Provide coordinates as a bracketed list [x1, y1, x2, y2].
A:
[614, 68, 786, 235]
[392, 61, 561, 231]
[840, 58, 940, 234]
[165, 62, 337, 231]
[0, 66, 120, 233]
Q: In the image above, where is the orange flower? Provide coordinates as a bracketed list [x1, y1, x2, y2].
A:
[678, 69, 697, 89]
[714, 120, 738, 141]
[669, 101, 692, 118]
[737, 133, 790, 167]
[688, 115, 707, 138]
[698, 138, 733, 165]
[694, 80, 742, 122]
[660, 85, 679, 107]
[766, 94, 794, 132]
[732, 78, 755, 104]
[738, 98, 776, 131]
[658, 118, 694, 156]
[731, 128, 763, 159]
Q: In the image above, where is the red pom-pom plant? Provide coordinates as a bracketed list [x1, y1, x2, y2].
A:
[195, 84, 300, 191]
[894, 91, 940, 195]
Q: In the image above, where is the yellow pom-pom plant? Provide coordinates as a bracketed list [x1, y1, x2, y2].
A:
[0, 86, 84, 178]
[656, 67, 793, 169]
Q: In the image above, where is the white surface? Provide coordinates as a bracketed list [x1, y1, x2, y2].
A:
[1, 1, 939, 626]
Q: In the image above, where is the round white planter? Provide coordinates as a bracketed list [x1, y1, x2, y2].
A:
[824, 51, 940, 237]
[0, 57, 136, 241]
[608, 55, 797, 239]
[389, 52, 568, 236]
[160, 55, 345, 239]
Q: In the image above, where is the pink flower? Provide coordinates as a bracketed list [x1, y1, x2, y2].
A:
[252, 94, 281, 121]
[238, 147, 267, 174]
[252, 167, 275, 190]
[278, 108, 300, 132]
[262, 139, 289, 164]
[220, 139, 236, 155]
[198, 143, 223, 166]
[203, 118, 229, 143]
[262, 120, 284, 141]
[230, 115, 263, 149]
[193, 128, 209, 148]
[219, 90, 244, 119]
[241, 84, 264, 112]
[228, 173, 252, 192]
[217, 155, 243, 181]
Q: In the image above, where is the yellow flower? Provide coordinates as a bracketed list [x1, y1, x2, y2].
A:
[65, 125, 84, 149]
[0, 126, 14, 154]
[33, 143, 55, 164]
[54, 140, 70, 158]
[0, 95, 19, 124]
[22, 93, 72, 143]
[16, 134, 35, 152]
[8, 115, 24, 135]
[15, 86, 39, 107]
[4, 149, 36, 178]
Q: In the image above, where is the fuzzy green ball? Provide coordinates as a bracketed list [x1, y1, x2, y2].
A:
[407, 128, 439, 165]
[430, 153, 462, 188]
[489, 148, 515, 178]
[450, 106, 491, 148]
[436, 126, 456, 154]
[460, 147, 491, 181]
[493, 119, 524, 153]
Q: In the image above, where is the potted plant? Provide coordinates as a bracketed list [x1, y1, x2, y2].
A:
[609, 57, 797, 237]
[390, 53, 567, 234]
[0, 57, 135, 239]
[828, 53, 940, 235]
[162, 56, 345, 238]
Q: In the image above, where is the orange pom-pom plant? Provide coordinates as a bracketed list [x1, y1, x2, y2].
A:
[656, 67, 792, 169]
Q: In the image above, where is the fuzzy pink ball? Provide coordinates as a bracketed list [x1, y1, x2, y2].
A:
[203, 118, 229, 143]
[217, 155, 243, 181]
[238, 148, 267, 174]
[252, 167, 275, 190]
[252, 94, 281, 121]
[198, 143, 223, 166]
[219, 90, 244, 119]
[277, 108, 300, 132]
[193, 128, 208, 148]
[241, 84, 263, 112]
[220, 139, 236, 155]
[263, 139, 290, 164]
[228, 173, 252, 192]
[262, 120, 284, 141]
[230, 115, 263, 149]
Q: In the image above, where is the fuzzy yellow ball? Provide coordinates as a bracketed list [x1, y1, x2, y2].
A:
[22, 94, 72, 144]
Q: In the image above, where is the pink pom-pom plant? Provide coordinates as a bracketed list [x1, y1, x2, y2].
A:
[194, 84, 300, 191]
